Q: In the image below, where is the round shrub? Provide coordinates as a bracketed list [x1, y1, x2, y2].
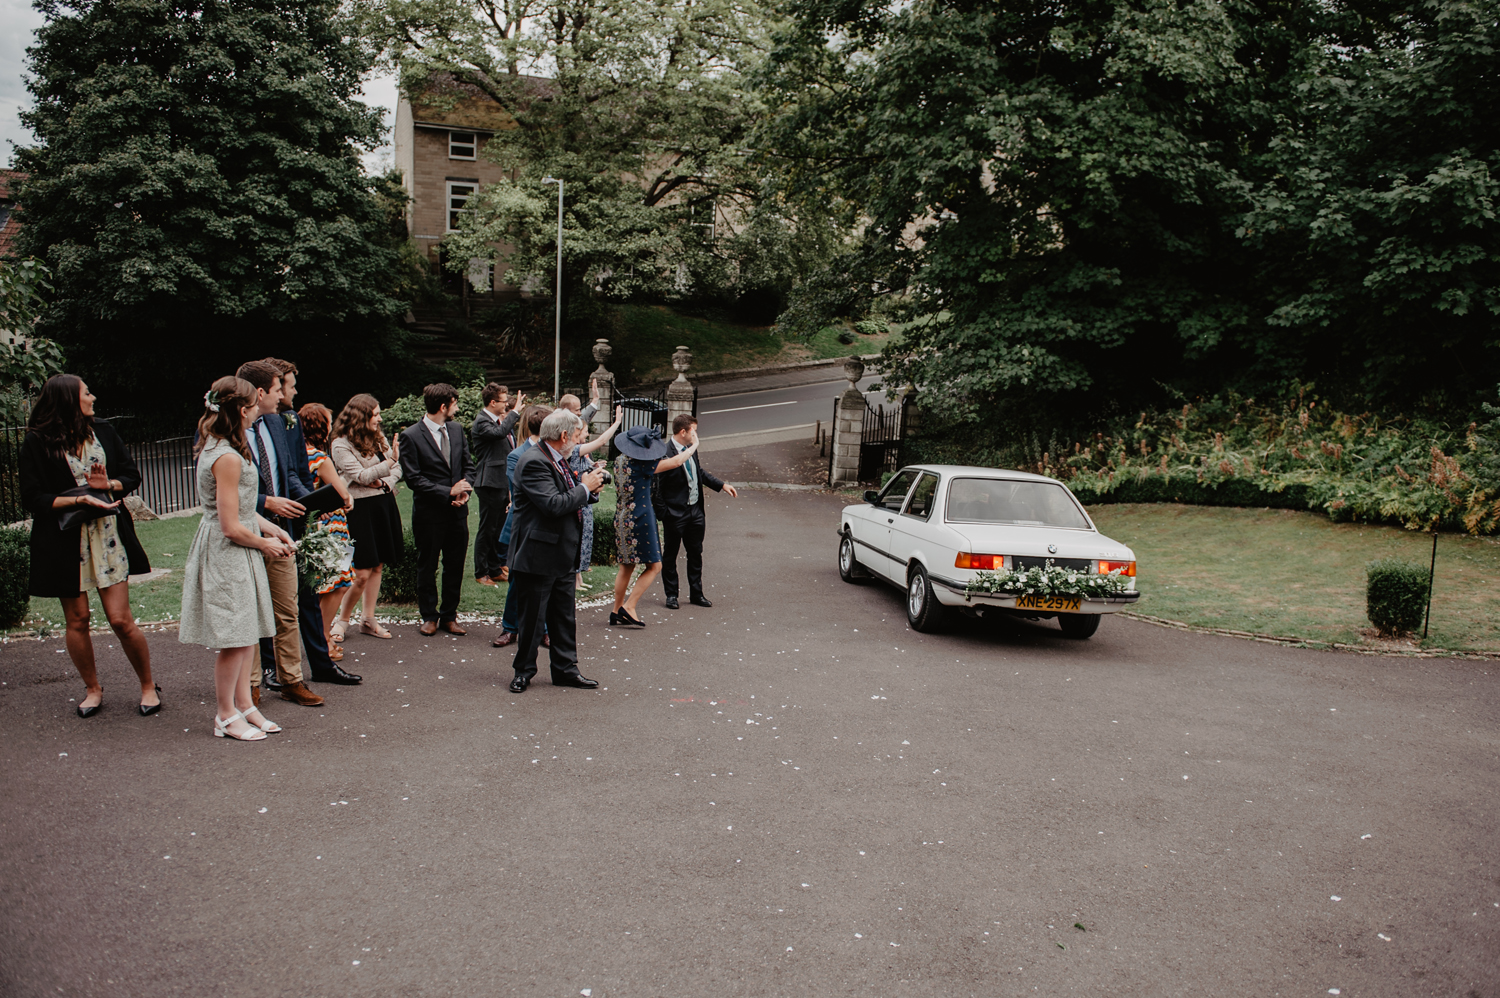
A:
[0, 526, 29, 628]
[1366, 558, 1429, 637]
[374, 530, 423, 606]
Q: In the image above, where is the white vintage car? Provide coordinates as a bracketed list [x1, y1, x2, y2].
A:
[837, 465, 1140, 638]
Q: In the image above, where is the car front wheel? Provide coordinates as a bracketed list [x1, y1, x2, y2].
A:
[906, 564, 946, 633]
[1058, 613, 1101, 639]
[838, 533, 865, 584]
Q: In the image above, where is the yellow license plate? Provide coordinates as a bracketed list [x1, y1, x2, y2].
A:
[1014, 594, 1082, 613]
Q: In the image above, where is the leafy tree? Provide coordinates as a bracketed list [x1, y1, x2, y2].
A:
[0, 257, 64, 399]
[760, 0, 1499, 422]
[366, 0, 847, 335]
[16, 0, 424, 432]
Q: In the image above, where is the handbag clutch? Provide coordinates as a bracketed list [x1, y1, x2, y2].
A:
[56, 486, 118, 531]
[298, 483, 347, 517]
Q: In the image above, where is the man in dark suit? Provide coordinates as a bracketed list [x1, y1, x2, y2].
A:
[505, 409, 605, 693]
[399, 383, 476, 635]
[234, 360, 323, 708]
[470, 382, 524, 586]
[658, 413, 738, 609]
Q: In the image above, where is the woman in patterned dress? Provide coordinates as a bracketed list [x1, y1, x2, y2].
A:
[609, 423, 699, 626]
[297, 403, 355, 660]
[178, 376, 296, 741]
[567, 405, 622, 589]
[19, 375, 157, 716]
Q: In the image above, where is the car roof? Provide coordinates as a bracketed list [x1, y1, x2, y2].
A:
[900, 464, 1063, 484]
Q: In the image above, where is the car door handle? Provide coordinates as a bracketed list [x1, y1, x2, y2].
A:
[886, 518, 894, 523]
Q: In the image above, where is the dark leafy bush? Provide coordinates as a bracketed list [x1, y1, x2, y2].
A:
[0, 526, 29, 627]
[376, 531, 423, 605]
[1365, 559, 1429, 637]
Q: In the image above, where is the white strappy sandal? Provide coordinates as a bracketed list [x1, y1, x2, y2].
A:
[242, 705, 282, 733]
[214, 710, 267, 741]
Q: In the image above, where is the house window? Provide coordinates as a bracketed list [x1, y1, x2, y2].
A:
[447, 182, 477, 232]
[449, 132, 477, 160]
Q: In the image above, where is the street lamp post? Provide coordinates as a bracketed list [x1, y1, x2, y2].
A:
[542, 176, 563, 400]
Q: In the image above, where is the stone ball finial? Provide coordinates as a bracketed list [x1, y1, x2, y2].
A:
[592, 338, 613, 367]
[672, 344, 693, 382]
[842, 354, 866, 390]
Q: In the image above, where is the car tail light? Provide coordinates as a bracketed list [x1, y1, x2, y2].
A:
[1098, 559, 1136, 577]
[956, 553, 1008, 570]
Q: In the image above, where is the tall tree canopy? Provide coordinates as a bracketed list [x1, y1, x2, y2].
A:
[761, 0, 1500, 419]
[17, 0, 421, 430]
[366, 0, 845, 320]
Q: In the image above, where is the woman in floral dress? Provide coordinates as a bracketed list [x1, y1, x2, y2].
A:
[610, 423, 698, 626]
[297, 403, 355, 660]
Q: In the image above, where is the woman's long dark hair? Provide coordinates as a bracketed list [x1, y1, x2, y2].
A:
[193, 376, 256, 463]
[331, 394, 387, 458]
[27, 374, 92, 456]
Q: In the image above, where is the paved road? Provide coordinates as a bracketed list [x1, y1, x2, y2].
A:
[696, 376, 883, 438]
[2, 489, 1496, 997]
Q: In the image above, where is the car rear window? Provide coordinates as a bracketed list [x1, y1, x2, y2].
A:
[945, 478, 1091, 529]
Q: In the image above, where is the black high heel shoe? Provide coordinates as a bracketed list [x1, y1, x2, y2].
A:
[139, 684, 163, 717]
[77, 689, 103, 719]
[619, 608, 646, 627]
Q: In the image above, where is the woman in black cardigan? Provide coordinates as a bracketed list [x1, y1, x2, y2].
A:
[20, 375, 157, 717]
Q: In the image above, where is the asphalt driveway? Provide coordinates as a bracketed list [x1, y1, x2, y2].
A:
[1, 489, 1496, 997]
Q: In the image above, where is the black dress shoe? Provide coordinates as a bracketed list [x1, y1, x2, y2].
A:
[77, 695, 103, 719]
[261, 670, 286, 691]
[618, 608, 646, 626]
[689, 595, 713, 607]
[138, 684, 163, 716]
[310, 665, 363, 685]
[553, 675, 599, 689]
[509, 675, 530, 693]
[664, 596, 679, 609]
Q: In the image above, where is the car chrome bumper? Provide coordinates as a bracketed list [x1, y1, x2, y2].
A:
[929, 575, 1141, 612]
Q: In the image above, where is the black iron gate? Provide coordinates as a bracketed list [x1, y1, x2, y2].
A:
[858, 398, 907, 482]
[609, 383, 697, 460]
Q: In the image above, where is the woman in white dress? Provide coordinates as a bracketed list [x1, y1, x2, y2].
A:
[178, 376, 296, 742]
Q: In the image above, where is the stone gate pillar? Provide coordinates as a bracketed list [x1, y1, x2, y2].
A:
[829, 355, 867, 486]
[589, 338, 615, 435]
[666, 345, 695, 430]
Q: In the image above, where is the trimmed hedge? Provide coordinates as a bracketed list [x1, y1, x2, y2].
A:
[376, 530, 423, 604]
[0, 526, 27, 627]
[1365, 559, 1429, 637]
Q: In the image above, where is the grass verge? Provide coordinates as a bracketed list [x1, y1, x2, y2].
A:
[1088, 503, 1500, 653]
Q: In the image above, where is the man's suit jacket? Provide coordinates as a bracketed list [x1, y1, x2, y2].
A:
[656, 444, 724, 520]
[470, 408, 522, 490]
[250, 413, 313, 519]
[508, 443, 593, 576]
[398, 420, 476, 510]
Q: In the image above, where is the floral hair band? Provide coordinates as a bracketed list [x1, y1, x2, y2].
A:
[203, 390, 221, 413]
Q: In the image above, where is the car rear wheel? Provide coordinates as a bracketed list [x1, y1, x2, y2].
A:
[1058, 613, 1101, 639]
[838, 533, 866, 584]
[906, 565, 946, 633]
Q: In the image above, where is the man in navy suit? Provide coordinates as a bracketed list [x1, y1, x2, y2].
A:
[505, 409, 605, 693]
[235, 360, 323, 707]
[398, 383, 475, 635]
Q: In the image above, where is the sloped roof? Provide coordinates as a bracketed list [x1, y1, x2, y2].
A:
[0, 170, 26, 259]
[407, 72, 556, 132]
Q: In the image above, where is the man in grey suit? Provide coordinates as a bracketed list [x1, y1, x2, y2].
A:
[471, 383, 524, 586]
[505, 410, 605, 693]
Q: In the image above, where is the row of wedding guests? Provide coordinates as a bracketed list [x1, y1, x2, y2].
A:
[19, 365, 736, 735]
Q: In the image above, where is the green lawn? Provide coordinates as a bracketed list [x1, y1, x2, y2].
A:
[613, 304, 897, 383]
[11, 485, 626, 635]
[1088, 503, 1500, 653]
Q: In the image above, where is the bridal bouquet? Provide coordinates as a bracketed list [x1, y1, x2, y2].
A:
[964, 562, 1132, 601]
[295, 519, 354, 591]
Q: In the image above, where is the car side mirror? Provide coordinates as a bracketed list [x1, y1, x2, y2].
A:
[864, 490, 881, 505]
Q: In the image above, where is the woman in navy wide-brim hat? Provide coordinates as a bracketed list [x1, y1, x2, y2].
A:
[610, 424, 700, 626]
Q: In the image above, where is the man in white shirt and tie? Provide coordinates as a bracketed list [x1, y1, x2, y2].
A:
[657, 414, 737, 609]
[398, 384, 476, 635]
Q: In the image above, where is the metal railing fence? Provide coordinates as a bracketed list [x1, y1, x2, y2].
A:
[1, 426, 200, 524]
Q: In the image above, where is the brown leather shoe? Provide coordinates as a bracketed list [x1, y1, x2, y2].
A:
[498, 567, 509, 582]
[491, 631, 516, 648]
[475, 576, 496, 587]
[419, 620, 438, 636]
[279, 681, 325, 707]
[441, 621, 467, 635]
[251, 685, 261, 707]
